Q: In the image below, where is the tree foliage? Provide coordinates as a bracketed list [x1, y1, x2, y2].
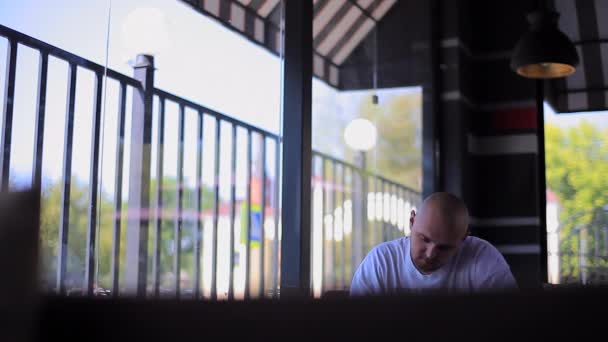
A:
[358, 92, 422, 191]
[39, 177, 215, 292]
[545, 121, 608, 282]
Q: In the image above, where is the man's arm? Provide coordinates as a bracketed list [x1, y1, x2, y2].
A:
[474, 243, 518, 291]
[478, 269, 518, 290]
[350, 247, 386, 296]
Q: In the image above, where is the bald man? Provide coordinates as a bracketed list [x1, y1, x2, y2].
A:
[350, 192, 517, 295]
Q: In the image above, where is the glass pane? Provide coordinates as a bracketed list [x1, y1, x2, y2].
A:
[1, 0, 285, 299]
[102, 0, 285, 299]
[0, 0, 112, 295]
[311, 0, 424, 297]
[545, 103, 608, 285]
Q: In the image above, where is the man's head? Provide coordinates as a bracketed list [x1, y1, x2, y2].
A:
[409, 192, 469, 274]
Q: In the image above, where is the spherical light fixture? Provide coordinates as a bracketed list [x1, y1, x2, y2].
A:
[344, 118, 377, 152]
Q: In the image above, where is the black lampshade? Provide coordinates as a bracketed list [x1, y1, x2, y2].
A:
[511, 10, 579, 79]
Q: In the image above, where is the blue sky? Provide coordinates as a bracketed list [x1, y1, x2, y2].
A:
[544, 102, 608, 129]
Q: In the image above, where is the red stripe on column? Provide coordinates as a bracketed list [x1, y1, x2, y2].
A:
[492, 107, 537, 131]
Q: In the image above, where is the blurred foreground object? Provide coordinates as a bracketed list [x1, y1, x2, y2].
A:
[0, 189, 41, 342]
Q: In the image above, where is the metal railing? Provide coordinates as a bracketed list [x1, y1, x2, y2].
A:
[311, 152, 420, 293]
[0, 24, 141, 297]
[554, 207, 608, 285]
[0, 24, 420, 299]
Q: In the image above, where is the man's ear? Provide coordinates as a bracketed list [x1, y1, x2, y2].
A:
[409, 210, 416, 228]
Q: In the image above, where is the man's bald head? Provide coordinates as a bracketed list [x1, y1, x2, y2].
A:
[409, 192, 470, 274]
[418, 192, 469, 237]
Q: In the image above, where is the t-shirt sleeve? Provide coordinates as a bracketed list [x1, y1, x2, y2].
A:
[350, 247, 386, 296]
[474, 243, 519, 291]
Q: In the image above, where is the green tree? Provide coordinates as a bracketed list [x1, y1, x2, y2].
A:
[39, 179, 114, 290]
[39, 176, 215, 293]
[357, 92, 422, 191]
[545, 121, 608, 282]
[312, 88, 422, 191]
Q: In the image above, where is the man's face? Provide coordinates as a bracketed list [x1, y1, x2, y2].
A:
[409, 207, 466, 274]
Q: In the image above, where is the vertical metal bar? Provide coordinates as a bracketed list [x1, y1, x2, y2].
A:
[228, 124, 237, 300]
[0, 39, 18, 191]
[1, 39, 17, 191]
[380, 180, 384, 242]
[349, 168, 358, 283]
[404, 188, 408, 230]
[56, 63, 77, 295]
[32, 51, 48, 189]
[404, 187, 409, 236]
[193, 110, 204, 299]
[244, 130, 252, 299]
[280, 0, 313, 299]
[375, 177, 380, 247]
[603, 226, 608, 258]
[260, 136, 267, 298]
[536, 80, 548, 284]
[388, 183, 393, 240]
[174, 104, 185, 298]
[391, 184, 396, 240]
[341, 163, 346, 288]
[272, 137, 280, 298]
[84, 71, 103, 296]
[125, 54, 155, 298]
[310, 154, 316, 295]
[211, 118, 221, 300]
[369, 177, 375, 248]
[400, 187, 405, 237]
[391, 184, 395, 239]
[387, 183, 396, 240]
[388, 183, 396, 240]
[359, 163, 367, 260]
[331, 160, 336, 289]
[111, 83, 127, 297]
[152, 97, 165, 298]
[579, 228, 587, 284]
[367, 175, 374, 252]
[594, 223, 600, 258]
[424, 0, 442, 197]
[321, 157, 327, 294]
[310, 155, 316, 294]
[388, 184, 393, 240]
[352, 166, 359, 282]
[393, 186, 397, 238]
[396, 185, 400, 239]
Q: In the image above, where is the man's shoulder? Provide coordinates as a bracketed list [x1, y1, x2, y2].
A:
[373, 237, 408, 253]
[367, 237, 408, 261]
[464, 236, 500, 254]
[462, 237, 518, 289]
[462, 236, 509, 265]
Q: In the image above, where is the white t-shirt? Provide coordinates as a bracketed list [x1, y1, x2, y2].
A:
[350, 236, 518, 296]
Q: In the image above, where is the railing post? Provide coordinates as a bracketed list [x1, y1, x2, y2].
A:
[125, 54, 155, 297]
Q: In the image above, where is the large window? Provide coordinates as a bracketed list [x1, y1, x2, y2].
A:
[1, 0, 284, 299]
[309, 0, 423, 297]
[1, 0, 428, 299]
[545, 103, 608, 285]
